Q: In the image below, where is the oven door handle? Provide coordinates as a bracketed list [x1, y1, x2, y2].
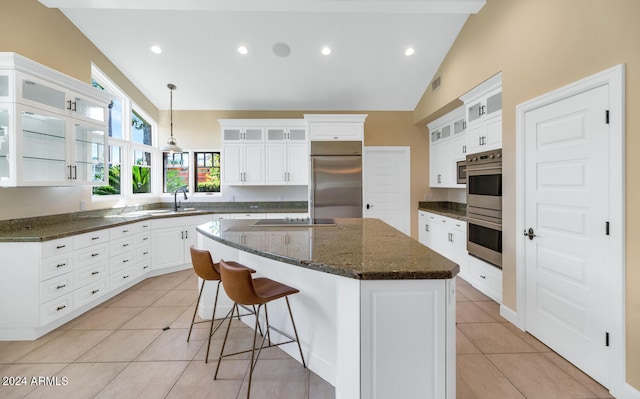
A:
[466, 165, 502, 172]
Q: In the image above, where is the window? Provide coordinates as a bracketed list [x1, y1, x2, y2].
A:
[91, 64, 157, 198]
[195, 151, 221, 193]
[93, 145, 122, 195]
[163, 152, 189, 192]
[132, 149, 152, 194]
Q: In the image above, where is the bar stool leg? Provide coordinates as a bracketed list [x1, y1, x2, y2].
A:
[263, 304, 272, 346]
[204, 281, 221, 363]
[286, 297, 306, 368]
[187, 279, 207, 342]
[247, 303, 264, 399]
[214, 304, 238, 380]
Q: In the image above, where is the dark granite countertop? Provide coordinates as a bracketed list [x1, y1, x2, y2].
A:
[197, 218, 459, 281]
[0, 202, 308, 242]
[418, 201, 467, 220]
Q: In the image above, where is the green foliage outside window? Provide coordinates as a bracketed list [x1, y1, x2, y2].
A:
[93, 165, 121, 195]
[132, 165, 151, 193]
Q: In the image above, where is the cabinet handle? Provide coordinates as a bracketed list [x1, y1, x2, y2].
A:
[425, 224, 429, 232]
[123, 275, 129, 279]
[66, 100, 72, 110]
[480, 105, 486, 116]
[122, 243, 129, 247]
[56, 305, 66, 311]
[71, 101, 77, 112]
[56, 244, 66, 249]
[56, 263, 66, 268]
[122, 259, 129, 263]
[91, 253, 99, 257]
[181, 231, 184, 240]
[56, 284, 66, 290]
[143, 251, 149, 255]
[122, 230, 129, 233]
[463, 121, 466, 130]
[437, 174, 441, 183]
[143, 265, 149, 269]
[91, 236, 100, 240]
[184, 230, 188, 239]
[143, 237, 149, 241]
[73, 165, 77, 180]
[92, 289, 100, 294]
[463, 145, 466, 154]
[91, 271, 100, 275]
[480, 275, 486, 279]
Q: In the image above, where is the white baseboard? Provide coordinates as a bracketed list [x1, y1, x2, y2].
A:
[499, 304, 520, 328]
[611, 382, 640, 399]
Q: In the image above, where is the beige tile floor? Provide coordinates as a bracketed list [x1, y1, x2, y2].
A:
[0, 271, 613, 399]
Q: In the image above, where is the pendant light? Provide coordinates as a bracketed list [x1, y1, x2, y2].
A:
[161, 83, 183, 153]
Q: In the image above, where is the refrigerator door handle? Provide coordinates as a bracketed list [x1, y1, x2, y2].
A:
[309, 157, 316, 219]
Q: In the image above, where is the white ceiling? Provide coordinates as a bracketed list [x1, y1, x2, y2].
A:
[39, 0, 485, 111]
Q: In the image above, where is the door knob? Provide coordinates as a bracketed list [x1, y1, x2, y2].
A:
[366, 204, 373, 209]
[523, 228, 537, 240]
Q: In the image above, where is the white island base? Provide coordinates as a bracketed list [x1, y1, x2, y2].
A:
[198, 233, 456, 399]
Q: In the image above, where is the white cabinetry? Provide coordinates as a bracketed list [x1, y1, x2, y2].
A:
[220, 125, 265, 185]
[418, 210, 501, 301]
[73, 229, 110, 307]
[265, 126, 309, 185]
[150, 215, 211, 271]
[461, 73, 502, 155]
[219, 119, 310, 186]
[0, 53, 111, 187]
[427, 106, 466, 188]
[304, 114, 367, 141]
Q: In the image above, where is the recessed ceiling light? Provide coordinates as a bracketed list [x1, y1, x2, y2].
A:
[150, 45, 162, 54]
[321, 47, 332, 56]
[405, 47, 415, 56]
[238, 46, 248, 55]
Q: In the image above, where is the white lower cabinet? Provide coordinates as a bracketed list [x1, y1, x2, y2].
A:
[0, 215, 210, 340]
[150, 215, 211, 271]
[417, 210, 500, 301]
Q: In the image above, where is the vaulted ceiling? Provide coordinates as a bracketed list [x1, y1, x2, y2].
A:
[39, 0, 485, 111]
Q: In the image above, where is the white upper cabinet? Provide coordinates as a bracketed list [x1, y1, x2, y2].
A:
[265, 126, 309, 185]
[304, 114, 367, 141]
[427, 105, 466, 188]
[0, 53, 111, 187]
[460, 73, 502, 155]
[219, 119, 309, 186]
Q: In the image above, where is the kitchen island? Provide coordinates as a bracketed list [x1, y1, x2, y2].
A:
[197, 218, 459, 399]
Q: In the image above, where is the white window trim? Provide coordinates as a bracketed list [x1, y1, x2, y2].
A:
[160, 148, 223, 198]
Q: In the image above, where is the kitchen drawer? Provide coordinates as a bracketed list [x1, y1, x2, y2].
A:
[137, 231, 151, 246]
[136, 260, 151, 277]
[110, 266, 135, 290]
[110, 224, 139, 240]
[40, 292, 73, 325]
[450, 219, 466, 233]
[309, 123, 362, 140]
[73, 230, 109, 250]
[136, 245, 151, 263]
[74, 260, 108, 288]
[40, 272, 74, 304]
[41, 237, 73, 258]
[110, 251, 136, 273]
[40, 253, 73, 282]
[75, 278, 108, 308]
[469, 256, 502, 297]
[138, 221, 151, 232]
[110, 236, 136, 256]
[74, 244, 108, 268]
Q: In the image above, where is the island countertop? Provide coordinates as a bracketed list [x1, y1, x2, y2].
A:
[196, 218, 459, 280]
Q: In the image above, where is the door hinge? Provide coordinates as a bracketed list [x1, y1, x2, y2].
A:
[606, 110, 610, 124]
[606, 221, 610, 236]
[605, 332, 610, 347]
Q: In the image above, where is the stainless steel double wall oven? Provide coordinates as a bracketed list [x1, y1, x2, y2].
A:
[466, 148, 502, 268]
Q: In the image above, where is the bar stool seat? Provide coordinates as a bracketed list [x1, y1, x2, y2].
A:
[187, 246, 256, 363]
[215, 260, 306, 398]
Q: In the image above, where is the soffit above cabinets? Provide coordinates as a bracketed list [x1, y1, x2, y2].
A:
[38, 0, 485, 111]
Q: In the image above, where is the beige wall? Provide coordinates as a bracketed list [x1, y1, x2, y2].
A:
[414, 0, 640, 389]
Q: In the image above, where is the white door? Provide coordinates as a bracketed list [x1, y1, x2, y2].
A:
[363, 147, 410, 235]
[524, 84, 610, 386]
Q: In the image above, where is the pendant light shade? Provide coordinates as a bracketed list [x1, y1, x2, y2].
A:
[161, 83, 183, 153]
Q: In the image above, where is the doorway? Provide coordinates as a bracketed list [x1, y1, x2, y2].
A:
[516, 65, 625, 391]
[363, 146, 411, 235]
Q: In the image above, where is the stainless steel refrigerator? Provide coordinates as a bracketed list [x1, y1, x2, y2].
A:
[310, 141, 363, 219]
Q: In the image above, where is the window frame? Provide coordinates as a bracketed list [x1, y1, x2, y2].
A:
[160, 149, 222, 197]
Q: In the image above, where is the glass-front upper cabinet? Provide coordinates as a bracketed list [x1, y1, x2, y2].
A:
[266, 126, 307, 142]
[19, 107, 69, 185]
[73, 123, 106, 185]
[0, 107, 11, 185]
[73, 94, 107, 123]
[0, 72, 11, 102]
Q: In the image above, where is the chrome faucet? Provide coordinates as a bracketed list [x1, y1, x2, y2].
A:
[174, 188, 188, 211]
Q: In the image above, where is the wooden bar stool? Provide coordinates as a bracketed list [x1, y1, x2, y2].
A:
[214, 259, 306, 398]
[187, 246, 257, 363]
